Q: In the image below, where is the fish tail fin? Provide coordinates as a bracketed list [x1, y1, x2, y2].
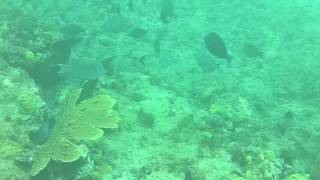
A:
[227, 55, 233, 62]
[101, 56, 116, 75]
[226, 55, 233, 67]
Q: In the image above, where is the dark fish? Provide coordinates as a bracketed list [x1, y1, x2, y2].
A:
[111, 2, 121, 15]
[153, 39, 161, 55]
[204, 32, 231, 61]
[59, 56, 116, 83]
[30, 123, 51, 145]
[75, 56, 117, 104]
[138, 55, 147, 66]
[21, 0, 32, 6]
[311, 157, 320, 180]
[153, 30, 165, 54]
[196, 52, 220, 73]
[50, 38, 80, 64]
[59, 60, 104, 83]
[160, 0, 175, 23]
[129, 27, 147, 39]
[184, 168, 194, 180]
[243, 43, 263, 58]
[138, 109, 155, 128]
[101, 56, 116, 76]
[62, 24, 83, 38]
[29, 117, 56, 145]
[128, 0, 133, 11]
[26, 63, 61, 89]
[15, 15, 38, 33]
[76, 79, 99, 104]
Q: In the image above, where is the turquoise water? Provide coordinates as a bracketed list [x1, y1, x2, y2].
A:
[0, 0, 319, 179]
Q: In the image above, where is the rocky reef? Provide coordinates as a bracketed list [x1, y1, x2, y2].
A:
[0, 59, 44, 179]
[0, 0, 319, 179]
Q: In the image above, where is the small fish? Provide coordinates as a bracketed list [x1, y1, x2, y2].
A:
[128, 0, 133, 11]
[153, 39, 161, 55]
[139, 55, 147, 66]
[153, 30, 165, 55]
[111, 2, 121, 16]
[101, 56, 116, 76]
[160, 0, 175, 23]
[243, 43, 263, 58]
[196, 51, 220, 73]
[204, 32, 231, 62]
[129, 27, 147, 39]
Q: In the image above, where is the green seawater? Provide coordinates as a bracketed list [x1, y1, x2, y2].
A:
[0, 0, 319, 179]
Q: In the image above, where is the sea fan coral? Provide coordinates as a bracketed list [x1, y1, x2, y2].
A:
[30, 88, 120, 176]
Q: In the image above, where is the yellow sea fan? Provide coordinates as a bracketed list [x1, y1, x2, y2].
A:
[30, 88, 120, 176]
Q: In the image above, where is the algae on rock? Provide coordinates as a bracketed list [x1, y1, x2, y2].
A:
[30, 88, 120, 176]
[0, 59, 44, 119]
[0, 139, 23, 158]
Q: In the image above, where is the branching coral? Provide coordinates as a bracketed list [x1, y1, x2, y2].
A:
[30, 88, 120, 176]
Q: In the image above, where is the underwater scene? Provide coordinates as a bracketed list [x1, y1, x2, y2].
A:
[0, 0, 319, 179]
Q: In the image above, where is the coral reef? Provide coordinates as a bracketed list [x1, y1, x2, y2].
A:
[0, 59, 44, 179]
[0, 59, 43, 118]
[0, 0, 319, 179]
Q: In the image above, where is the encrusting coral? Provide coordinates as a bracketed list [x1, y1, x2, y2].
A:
[0, 59, 43, 118]
[30, 88, 120, 176]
